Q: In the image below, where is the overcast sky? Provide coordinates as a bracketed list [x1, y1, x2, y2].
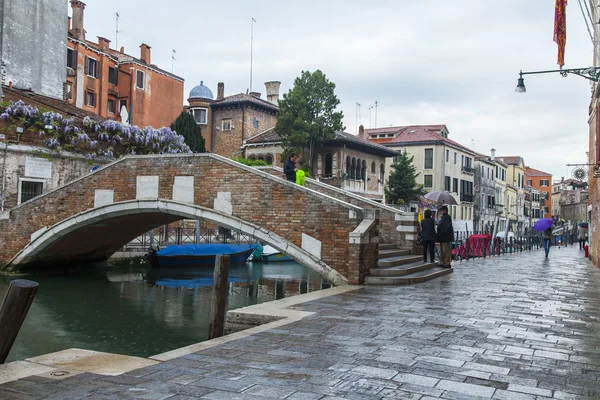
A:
[79, 0, 593, 180]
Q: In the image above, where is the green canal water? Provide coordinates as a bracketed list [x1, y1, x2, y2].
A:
[0, 260, 331, 363]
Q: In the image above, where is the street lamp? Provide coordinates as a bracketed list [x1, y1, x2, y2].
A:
[515, 67, 600, 93]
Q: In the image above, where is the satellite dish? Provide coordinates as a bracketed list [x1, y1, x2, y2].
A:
[120, 105, 129, 125]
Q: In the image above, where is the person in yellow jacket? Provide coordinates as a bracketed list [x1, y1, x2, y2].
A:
[295, 162, 306, 186]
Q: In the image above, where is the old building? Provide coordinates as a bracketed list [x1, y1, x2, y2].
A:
[0, 0, 67, 99]
[66, 1, 184, 128]
[360, 124, 475, 232]
[497, 156, 528, 233]
[524, 167, 553, 219]
[474, 151, 497, 234]
[493, 155, 509, 232]
[243, 129, 398, 202]
[186, 81, 279, 156]
[552, 178, 588, 221]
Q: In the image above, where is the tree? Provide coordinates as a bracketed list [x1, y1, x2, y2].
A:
[275, 70, 344, 175]
[170, 111, 205, 153]
[385, 152, 425, 204]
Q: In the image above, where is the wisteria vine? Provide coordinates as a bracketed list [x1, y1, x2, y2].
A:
[0, 100, 191, 159]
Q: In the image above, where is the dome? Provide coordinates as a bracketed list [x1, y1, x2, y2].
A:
[189, 81, 214, 100]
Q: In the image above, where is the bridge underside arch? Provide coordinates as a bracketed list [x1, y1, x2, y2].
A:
[8, 200, 347, 285]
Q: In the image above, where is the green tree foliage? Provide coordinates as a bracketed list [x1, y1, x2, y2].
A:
[170, 112, 205, 153]
[233, 157, 268, 166]
[275, 70, 344, 175]
[385, 152, 425, 204]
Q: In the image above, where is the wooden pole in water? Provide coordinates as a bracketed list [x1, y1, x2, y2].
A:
[209, 255, 230, 339]
[0, 279, 38, 364]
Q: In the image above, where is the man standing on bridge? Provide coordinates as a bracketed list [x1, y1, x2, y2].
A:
[437, 205, 454, 268]
[284, 153, 298, 183]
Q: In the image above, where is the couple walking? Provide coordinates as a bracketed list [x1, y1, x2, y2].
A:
[420, 206, 453, 268]
[284, 153, 305, 186]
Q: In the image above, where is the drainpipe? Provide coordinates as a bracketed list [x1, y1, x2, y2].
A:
[128, 67, 134, 125]
[1, 141, 7, 212]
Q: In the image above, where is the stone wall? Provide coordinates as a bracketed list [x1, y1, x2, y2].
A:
[1, 0, 67, 99]
[0, 154, 374, 284]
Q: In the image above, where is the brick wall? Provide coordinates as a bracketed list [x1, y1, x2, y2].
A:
[0, 154, 374, 284]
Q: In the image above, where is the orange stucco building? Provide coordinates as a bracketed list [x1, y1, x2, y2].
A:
[66, 1, 184, 128]
[525, 167, 553, 218]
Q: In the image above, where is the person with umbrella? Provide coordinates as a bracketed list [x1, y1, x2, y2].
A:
[533, 218, 554, 258]
[436, 205, 454, 268]
[420, 209, 436, 263]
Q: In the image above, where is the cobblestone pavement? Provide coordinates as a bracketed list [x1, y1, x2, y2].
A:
[2, 246, 600, 399]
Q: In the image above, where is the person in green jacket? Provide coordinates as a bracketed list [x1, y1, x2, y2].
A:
[436, 205, 454, 268]
[295, 161, 306, 186]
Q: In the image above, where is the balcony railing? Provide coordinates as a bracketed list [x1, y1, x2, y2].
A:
[461, 166, 475, 174]
[460, 193, 474, 202]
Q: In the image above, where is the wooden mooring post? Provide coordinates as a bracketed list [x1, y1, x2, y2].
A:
[0, 279, 38, 364]
[209, 255, 230, 340]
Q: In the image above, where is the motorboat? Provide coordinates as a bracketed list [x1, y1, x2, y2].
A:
[248, 244, 293, 262]
[147, 243, 256, 268]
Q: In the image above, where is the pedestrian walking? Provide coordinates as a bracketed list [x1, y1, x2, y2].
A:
[283, 153, 298, 183]
[543, 226, 553, 258]
[420, 209, 436, 263]
[436, 206, 454, 268]
[578, 224, 588, 249]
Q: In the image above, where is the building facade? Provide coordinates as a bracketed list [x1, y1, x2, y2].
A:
[494, 157, 508, 232]
[474, 153, 497, 234]
[66, 1, 184, 128]
[497, 156, 528, 233]
[360, 124, 475, 232]
[186, 81, 279, 157]
[243, 129, 398, 202]
[524, 167, 553, 219]
[551, 178, 587, 220]
[0, 0, 67, 99]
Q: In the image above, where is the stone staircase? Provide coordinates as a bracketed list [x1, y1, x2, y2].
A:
[365, 244, 453, 285]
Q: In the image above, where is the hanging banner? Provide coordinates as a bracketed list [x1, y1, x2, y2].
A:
[554, 0, 568, 68]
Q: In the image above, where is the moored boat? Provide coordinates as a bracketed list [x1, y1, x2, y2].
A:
[248, 244, 293, 262]
[147, 243, 256, 268]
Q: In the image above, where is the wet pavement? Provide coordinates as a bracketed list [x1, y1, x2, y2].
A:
[2, 246, 600, 399]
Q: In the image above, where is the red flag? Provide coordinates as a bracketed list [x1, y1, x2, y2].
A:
[553, 0, 567, 69]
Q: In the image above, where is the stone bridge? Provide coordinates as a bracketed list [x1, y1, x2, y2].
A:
[0, 154, 417, 285]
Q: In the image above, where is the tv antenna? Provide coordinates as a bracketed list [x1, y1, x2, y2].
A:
[115, 12, 120, 50]
[368, 105, 374, 128]
[355, 103, 362, 134]
[250, 17, 256, 92]
[171, 49, 176, 73]
[374, 100, 378, 128]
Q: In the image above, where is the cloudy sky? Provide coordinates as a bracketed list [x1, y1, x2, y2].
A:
[79, 0, 593, 179]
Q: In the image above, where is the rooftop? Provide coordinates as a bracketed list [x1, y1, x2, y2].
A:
[212, 93, 279, 112]
[360, 124, 474, 155]
[525, 167, 552, 177]
[496, 156, 524, 166]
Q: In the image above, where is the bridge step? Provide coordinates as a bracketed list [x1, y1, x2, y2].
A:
[370, 261, 435, 277]
[378, 249, 410, 259]
[378, 255, 422, 268]
[379, 243, 399, 250]
[365, 267, 453, 285]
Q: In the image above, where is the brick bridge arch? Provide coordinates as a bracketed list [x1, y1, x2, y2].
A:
[8, 199, 347, 285]
[0, 153, 391, 284]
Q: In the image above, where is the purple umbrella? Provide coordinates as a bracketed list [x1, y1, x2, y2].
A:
[533, 218, 553, 231]
[422, 191, 458, 205]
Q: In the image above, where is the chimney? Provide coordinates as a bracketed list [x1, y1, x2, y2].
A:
[140, 43, 151, 64]
[265, 81, 281, 105]
[490, 148, 496, 161]
[561, 176, 565, 182]
[97, 37, 110, 52]
[217, 82, 224, 100]
[359, 125, 364, 135]
[249, 92, 261, 98]
[70, 1, 86, 41]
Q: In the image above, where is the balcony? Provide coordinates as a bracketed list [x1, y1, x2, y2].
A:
[460, 193, 474, 202]
[461, 166, 475, 175]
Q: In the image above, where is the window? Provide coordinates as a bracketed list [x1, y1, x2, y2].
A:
[454, 152, 457, 164]
[66, 83, 73, 100]
[325, 154, 333, 176]
[221, 119, 232, 131]
[487, 195, 492, 209]
[495, 166, 499, 178]
[371, 161, 376, 174]
[424, 148, 433, 169]
[461, 155, 465, 167]
[446, 149, 449, 162]
[252, 117, 259, 129]
[527, 179, 532, 186]
[67, 48, 77, 69]
[265, 155, 273, 165]
[424, 175, 433, 188]
[85, 57, 98, 78]
[540, 179, 550, 187]
[19, 180, 44, 204]
[545, 207, 549, 214]
[85, 91, 96, 107]
[107, 99, 116, 114]
[452, 178, 458, 193]
[119, 100, 127, 114]
[191, 108, 207, 125]
[136, 70, 145, 89]
[444, 176, 451, 191]
[108, 66, 118, 85]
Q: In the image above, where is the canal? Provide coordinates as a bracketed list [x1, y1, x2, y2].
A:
[0, 261, 331, 363]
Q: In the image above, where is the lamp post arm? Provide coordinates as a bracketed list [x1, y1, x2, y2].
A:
[520, 67, 600, 82]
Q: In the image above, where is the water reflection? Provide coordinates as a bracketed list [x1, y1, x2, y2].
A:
[0, 261, 330, 363]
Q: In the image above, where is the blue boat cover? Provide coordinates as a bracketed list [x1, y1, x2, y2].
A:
[157, 243, 255, 257]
